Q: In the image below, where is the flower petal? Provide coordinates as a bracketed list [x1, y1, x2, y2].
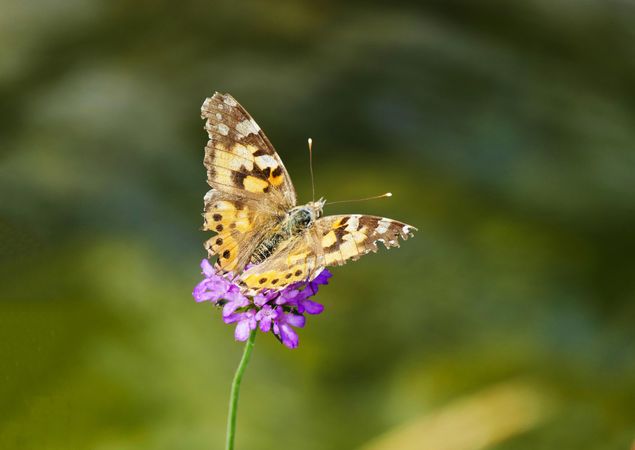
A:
[259, 318, 272, 332]
[254, 290, 278, 307]
[278, 324, 299, 349]
[285, 312, 306, 328]
[312, 269, 332, 286]
[200, 259, 216, 277]
[276, 289, 301, 306]
[192, 280, 212, 302]
[301, 299, 324, 315]
[235, 320, 252, 341]
[223, 297, 248, 317]
[223, 312, 242, 324]
[223, 285, 244, 302]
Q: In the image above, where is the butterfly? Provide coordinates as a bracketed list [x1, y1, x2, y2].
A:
[201, 92, 416, 294]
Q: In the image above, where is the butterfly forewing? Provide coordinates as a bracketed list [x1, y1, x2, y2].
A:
[201, 93, 297, 273]
[236, 214, 416, 293]
[316, 215, 416, 267]
[201, 92, 296, 207]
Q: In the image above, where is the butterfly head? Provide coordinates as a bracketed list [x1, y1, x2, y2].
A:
[307, 197, 326, 218]
[286, 198, 325, 235]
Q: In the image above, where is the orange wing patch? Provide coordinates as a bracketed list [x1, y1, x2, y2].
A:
[203, 190, 260, 273]
[201, 93, 296, 205]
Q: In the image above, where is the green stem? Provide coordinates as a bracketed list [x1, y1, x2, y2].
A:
[226, 329, 257, 450]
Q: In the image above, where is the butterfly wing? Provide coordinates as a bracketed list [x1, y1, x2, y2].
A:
[237, 215, 416, 292]
[202, 189, 276, 273]
[202, 92, 296, 207]
[315, 215, 416, 266]
[201, 92, 296, 273]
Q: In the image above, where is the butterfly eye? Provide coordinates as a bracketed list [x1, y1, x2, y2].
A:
[298, 209, 312, 226]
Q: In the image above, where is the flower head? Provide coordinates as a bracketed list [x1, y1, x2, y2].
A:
[193, 260, 330, 348]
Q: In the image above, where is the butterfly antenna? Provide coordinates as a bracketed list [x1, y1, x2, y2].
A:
[325, 192, 392, 205]
[308, 138, 316, 201]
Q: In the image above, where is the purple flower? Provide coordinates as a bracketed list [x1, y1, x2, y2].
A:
[273, 307, 306, 349]
[192, 259, 233, 303]
[193, 259, 331, 349]
[224, 309, 257, 341]
[222, 286, 249, 317]
[253, 290, 279, 307]
[311, 269, 333, 287]
[274, 269, 330, 314]
[255, 304, 278, 332]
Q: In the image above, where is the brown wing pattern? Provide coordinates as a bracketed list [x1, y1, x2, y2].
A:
[315, 214, 416, 267]
[200, 92, 417, 288]
[238, 229, 323, 293]
[202, 189, 273, 273]
[201, 92, 296, 209]
[201, 92, 297, 274]
[237, 214, 416, 293]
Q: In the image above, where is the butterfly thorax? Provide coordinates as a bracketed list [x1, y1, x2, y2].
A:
[250, 200, 324, 265]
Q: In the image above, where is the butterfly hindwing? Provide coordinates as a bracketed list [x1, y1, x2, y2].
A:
[202, 189, 272, 273]
[238, 229, 323, 293]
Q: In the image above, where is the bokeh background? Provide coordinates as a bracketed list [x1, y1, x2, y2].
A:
[1, 1, 634, 449]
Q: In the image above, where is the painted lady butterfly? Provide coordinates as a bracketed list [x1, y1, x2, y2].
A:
[201, 92, 416, 294]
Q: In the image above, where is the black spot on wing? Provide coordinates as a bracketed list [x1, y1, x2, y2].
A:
[232, 170, 246, 186]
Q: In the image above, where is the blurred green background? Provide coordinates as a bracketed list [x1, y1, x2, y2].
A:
[1, 1, 634, 449]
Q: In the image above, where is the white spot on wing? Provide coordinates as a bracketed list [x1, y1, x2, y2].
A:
[345, 215, 360, 232]
[255, 154, 277, 169]
[223, 96, 237, 107]
[217, 123, 229, 136]
[376, 218, 391, 234]
[236, 119, 258, 136]
[202, 98, 212, 113]
[215, 113, 222, 120]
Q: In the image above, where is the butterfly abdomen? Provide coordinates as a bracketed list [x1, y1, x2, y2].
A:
[250, 206, 316, 265]
[251, 232, 286, 264]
